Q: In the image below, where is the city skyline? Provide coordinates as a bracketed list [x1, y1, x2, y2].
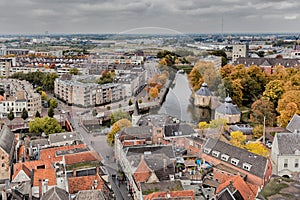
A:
[0, 0, 300, 35]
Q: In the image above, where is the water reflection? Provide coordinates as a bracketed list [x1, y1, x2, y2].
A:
[157, 73, 212, 123]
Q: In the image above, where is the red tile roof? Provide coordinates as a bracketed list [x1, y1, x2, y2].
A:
[33, 168, 56, 187]
[68, 174, 104, 194]
[39, 144, 86, 163]
[216, 176, 258, 200]
[133, 157, 152, 183]
[144, 190, 195, 200]
[64, 151, 102, 165]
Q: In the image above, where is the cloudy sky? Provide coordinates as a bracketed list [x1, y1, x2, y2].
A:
[0, 0, 299, 34]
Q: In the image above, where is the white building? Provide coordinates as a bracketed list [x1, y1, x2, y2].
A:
[232, 44, 249, 62]
[271, 132, 300, 177]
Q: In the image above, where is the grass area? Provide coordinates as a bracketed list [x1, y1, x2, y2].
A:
[259, 178, 290, 199]
[66, 161, 99, 171]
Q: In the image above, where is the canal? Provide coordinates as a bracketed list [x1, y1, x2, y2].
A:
[155, 73, 213, 124]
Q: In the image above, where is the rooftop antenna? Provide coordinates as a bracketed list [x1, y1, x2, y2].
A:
[221, 16, 224, 41]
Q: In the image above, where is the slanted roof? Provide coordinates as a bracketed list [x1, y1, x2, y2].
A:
[75, 190, 107, 200]
[0, 125, 15, 154]
[141, 180, 183, 195]
[275, 132, 300, 155]
[68, 174, 103, 194]
[203, 138, 268, 179]
[143, 190, 194, 200]
[215, 97, 240, 115]
[126, 145, 175, 159]
[216, 176, 258, 200]
[64, 151, 102, 165]
[41, 186, 70, 200]
[195, 83, 212, 96]
[134, 157, 152, 183]
[49, 132, 81, 144]
[33, 168, 56, 187]
[286, 114, 300, 133]
[164, 124, 195, 137]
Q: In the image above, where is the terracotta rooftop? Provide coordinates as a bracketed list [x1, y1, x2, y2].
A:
[13, 160, 52, 180]
[33, 168, 56, 187]
[64, 151, 102, 165]
[144, 190, 195, 200]
[216, 176, 258, 200]
[68, 174, 104, 194]
[133, 157, 152, 183]
[39, 144, 86, 163]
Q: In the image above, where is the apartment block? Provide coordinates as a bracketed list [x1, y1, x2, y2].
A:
[0, 79, 41, 118]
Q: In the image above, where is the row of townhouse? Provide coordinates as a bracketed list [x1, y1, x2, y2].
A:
[0, 79, 41, 118]
[0, 58, 88, 78]
[54, 75, 124, 107]
[91, 55, 144, 65]
[0, 125, 113, 200]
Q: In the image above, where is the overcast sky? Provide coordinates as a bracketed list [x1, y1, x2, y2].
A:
[0, 0, 299, 34]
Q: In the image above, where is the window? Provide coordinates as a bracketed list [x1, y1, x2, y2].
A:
[221, 154, 229, 161]
[231, 158, 239, 166]
[1, 163, 4, 167]
[1, 155, 4, 160]
[203, 148, 211, 154]
[212, 151, 220, 158]
[295, 159, 299, 168]
[284, 159, 288, 168]
[243, 163, 252, 171]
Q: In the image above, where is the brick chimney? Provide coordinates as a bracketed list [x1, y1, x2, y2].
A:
[38, 179, 43, 198]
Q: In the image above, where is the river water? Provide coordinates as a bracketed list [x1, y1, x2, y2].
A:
[156, 73, 212, 124]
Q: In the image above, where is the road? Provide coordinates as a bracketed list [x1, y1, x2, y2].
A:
[70, 109, 133, 200]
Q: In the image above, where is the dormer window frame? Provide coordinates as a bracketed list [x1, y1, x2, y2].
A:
[231, 158, 239, 166]
[243, 163, 252, 171]
[212, 150, 220, 158]
[203, 147, 211, 154]
[221, 154, 229, 161]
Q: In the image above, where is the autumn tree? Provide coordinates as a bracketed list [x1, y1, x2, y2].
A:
[277, 90, 300, 127]
[250, 98, 276, 126]
[263, 80, 285, 108]
[198, 121, 208, 129]
[149, 87, 159, 99]
[230, 131, 247, 148]
[244, 142, 268, 157]
[106, 118, 132, 145]
[253, 125, 263, 139]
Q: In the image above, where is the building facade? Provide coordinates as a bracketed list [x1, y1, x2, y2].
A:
[232, 44, 249, 62]
[0, 79, 41, 118]
[271, 132, 300, 177]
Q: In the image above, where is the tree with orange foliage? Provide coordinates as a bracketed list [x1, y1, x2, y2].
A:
[149, 87, 159, 99]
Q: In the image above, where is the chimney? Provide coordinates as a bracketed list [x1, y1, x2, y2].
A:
[73, 169, 76, 177]
[2, 189, 7, 200]
[38, 179, 43, 198]
[96, 166, 99, 175]
[163, 159, 167, 173]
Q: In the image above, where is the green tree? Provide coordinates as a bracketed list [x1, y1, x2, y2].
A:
[21, 108, 28, 120]
[110, 109, 131, 124]
[69, 68, 80, 75]
[128, 99, 133, 106]
[48, 98, 58, 108]
[29, 117, 62, 136]
[48, 107, 54, 118]
[42, 73, 58, 91]
[7, 109, 15, 121]
[35, 111, 41, 118]
[107, 118, 132, 145]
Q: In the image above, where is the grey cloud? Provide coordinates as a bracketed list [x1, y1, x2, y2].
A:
[0, 0, 299, 34]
